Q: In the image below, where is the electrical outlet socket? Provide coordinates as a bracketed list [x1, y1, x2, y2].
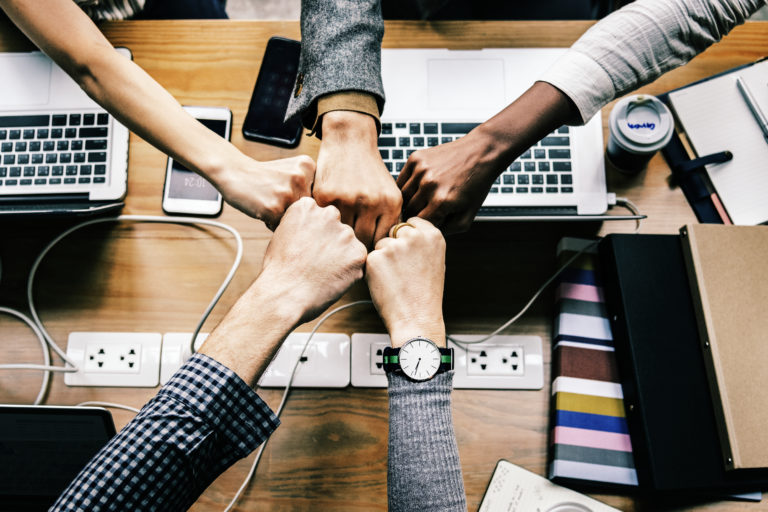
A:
[450, 335, 543, 389]
[65, 332, 161, 387]
[257, 333, 350, 388]
[160, 332, 208, 385]
[350, 333, 543, 389]
[465, 345, 524, 376]
[351, 333, 390, 387]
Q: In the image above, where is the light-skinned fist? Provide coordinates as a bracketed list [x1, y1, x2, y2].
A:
[259, 197, 367, 324]
[313, 110, 402, 249]
[216, 154, 316, 230]
[365, 217, 446, 348]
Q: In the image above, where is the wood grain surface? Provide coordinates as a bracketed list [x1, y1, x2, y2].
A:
[1, 18, 767, 512]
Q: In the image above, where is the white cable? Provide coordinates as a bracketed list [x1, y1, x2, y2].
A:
[223, 300, 373, 512]
[615, 197, 643, 233]
[0, 306, 52, 405]
[26, 215, 243, 361]
[76, 401, 141, 414]
[448, 199, 642, 348]
[447, 240, 599, 347]
[0, 215, 243, 406]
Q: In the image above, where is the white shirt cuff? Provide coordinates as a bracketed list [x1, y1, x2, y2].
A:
[538, 50, 616, 125]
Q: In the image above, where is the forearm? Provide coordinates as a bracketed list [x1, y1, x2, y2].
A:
[387, 371, 466, 512]
[539, 0, 765, 123]
[71, 48, 244, 180]
[1, 0, 245, 181]
[52, 354, 280, 511]
[454, 81, 579, 184]
[53, 277, 299, 510]
[199, 274, 303, 386]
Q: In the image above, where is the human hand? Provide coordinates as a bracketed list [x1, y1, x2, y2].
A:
[398, 82, 583, 234]
[199, 197, 364, 384]
[365, 217, 446, 348]
[214, 154, 315, 230]
[397, 130, 502, 234]
[314, 111, 403, 249]
[259, 197, 367, 324]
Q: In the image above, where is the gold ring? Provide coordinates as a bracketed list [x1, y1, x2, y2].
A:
[390, 222, 414, 239]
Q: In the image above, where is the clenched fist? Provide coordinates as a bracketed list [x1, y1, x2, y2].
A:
[259, 197, 368, 323]
[365, 217, 446, 348]
[313, 111, 402, 249]
[215, 154, 316, 230]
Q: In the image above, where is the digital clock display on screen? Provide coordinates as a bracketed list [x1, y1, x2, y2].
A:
[167, 118, 226, 201]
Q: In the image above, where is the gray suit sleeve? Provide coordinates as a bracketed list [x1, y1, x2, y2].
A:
[539, 0, 766, 123]
[387, 371, 467, 512]
[286, 0, 385, 127]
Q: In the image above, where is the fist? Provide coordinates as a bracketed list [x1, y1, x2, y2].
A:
[313, 111, 403, 249]
[218, 155, 315, 230]
[365, 217, 446, 347]
[261, 197, 367, 323]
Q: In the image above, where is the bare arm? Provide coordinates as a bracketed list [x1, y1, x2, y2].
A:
[0, 0, 314, 226]
[398, 0, 764, 233]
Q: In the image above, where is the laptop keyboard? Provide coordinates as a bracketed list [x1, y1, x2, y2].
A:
[378, 122, 573, 195]
[0, 112, 110, 190]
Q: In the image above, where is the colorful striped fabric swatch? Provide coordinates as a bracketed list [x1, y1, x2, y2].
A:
[548, 238, 639, 488]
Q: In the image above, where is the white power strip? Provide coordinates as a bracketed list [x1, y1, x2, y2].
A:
[350, 333, 543, 389]
[66, 331, 541, 390]
[160, 332, 208, 385]
[160, 332, 350, 388]
[65, 332, 162, 387]
[257, 333, 350, 388]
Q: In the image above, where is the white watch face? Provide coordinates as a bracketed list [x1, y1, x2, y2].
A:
[399, 338, 441, 381]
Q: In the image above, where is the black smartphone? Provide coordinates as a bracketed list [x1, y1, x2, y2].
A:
[242, 36, 303, 148]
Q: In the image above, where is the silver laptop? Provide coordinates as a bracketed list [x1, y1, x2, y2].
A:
[0, 49, 130, 217]
[379, 48, 607, 219]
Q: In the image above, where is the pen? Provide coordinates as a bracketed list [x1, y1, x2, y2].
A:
[735, 76, 768, 143]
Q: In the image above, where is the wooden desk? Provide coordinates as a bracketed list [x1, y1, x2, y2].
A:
[1, 18, 766, 511]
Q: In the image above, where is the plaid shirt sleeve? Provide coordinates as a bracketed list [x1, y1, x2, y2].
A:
[51, 353, 280, 512]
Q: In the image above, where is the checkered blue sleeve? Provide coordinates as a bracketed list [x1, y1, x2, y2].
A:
[51, 353, 280, 512]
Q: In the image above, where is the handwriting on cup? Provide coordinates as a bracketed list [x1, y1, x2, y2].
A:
[627, 122, 656, 130]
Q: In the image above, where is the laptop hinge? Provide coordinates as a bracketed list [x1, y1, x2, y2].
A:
[477, 206, 578, 217]
[0, 193, 90, 204]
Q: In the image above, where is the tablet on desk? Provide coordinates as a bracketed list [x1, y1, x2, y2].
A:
[0, 405, 116, 512]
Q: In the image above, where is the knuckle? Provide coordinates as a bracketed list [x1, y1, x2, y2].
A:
[433, 189, 453, 204]
[355, 243, 368, 263]
[324, 204, 342, 220]
[296, 154, 315, 169]
[313, 189, 334, 206]
[386, 190, 403, 208]
[290, 170, 308, 188]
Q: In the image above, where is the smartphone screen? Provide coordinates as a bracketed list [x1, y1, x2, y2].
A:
[166, 119, 226, 202]
[162, 107, 230, 217]
[242, 37, 303, 148]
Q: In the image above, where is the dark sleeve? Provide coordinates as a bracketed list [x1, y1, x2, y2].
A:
[387, 371, 467, 512]
[285, 0, 385, 129]
[51, 353, 280, 512]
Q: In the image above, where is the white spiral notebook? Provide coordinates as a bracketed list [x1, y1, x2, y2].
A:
[668, 58, 768, 225]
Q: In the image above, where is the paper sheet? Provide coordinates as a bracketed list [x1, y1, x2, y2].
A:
[669, 60, 768, 225]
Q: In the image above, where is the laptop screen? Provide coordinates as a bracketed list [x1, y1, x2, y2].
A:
[0, 406, 116, 511]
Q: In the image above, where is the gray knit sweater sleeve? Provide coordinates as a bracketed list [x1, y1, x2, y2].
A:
[285, 0, 385, 127]
[539, 0, 766, 123]
[387, 371, 467, 512]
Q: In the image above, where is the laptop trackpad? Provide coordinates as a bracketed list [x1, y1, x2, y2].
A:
[0, 54, 51, 107]
[427, 59, 505, 111]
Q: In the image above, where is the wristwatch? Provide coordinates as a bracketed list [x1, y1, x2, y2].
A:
[382, 337, 453, 381]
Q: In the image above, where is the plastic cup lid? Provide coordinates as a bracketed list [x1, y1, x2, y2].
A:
[610, 95, 674, 152]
